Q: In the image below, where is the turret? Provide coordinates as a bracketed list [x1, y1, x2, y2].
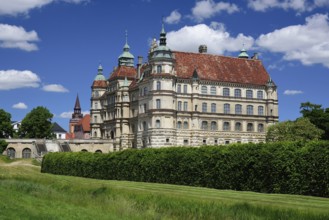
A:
[118, 31, 135, 67]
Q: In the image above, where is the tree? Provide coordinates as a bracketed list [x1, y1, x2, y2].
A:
[0, 109, 14, 138]
[18, 106, 54, 139]
[300, 102, 329, 140]
[266, 117, 324, 142]
[0, 140, 8, 154]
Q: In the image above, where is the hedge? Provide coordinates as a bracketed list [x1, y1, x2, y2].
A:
[41, 141, 329, 197]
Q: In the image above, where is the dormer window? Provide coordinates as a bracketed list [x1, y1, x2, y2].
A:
[157, 65, 162, 73]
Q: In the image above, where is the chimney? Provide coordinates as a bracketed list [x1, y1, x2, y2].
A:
[198, 45, 207, 53]
[251, 53, 259, 60]
[137, 56, 143, 79]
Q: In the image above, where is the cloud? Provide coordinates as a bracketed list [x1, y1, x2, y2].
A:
[42, 84, 69, 93]
[164, 10, 181, 24]
[59, 110, 89, 118]
[256, 13, 329, 68]
[167, 22, 254, 54]
[247, 0, 313, 12]
[0, 24, 39, 51]
[0, 0, 89, 16]
[0, 70, 41, 90]
[12, 102, 28, 109]
[191, 0, 239, 22]
[284, 90, 303, 95]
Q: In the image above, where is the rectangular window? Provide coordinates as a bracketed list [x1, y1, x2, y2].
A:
[178, 101, 182, 111]
[144, 103, 147, 113]
[247, 105, 253, 115]
[183, 102, 188, 111]
[235, 104, 242, 114]
[177, 84, 181, 93]
[258, 106, 264, 115]
[156, 81, 161, 90]
[183, 121, 188, 129]
[234, 89, 241, 97]
[156, 99, 161, 109]
[201, 86, 207, 94]
[211, 103, 216, 113]
[223, 88, 230, 96]
[224, 103, 230, 114]
[183, 85, 187, 93]
[257, 91, 264, 99]
[210, 86, 216, 95]
[202, 103, 207, 112]
[246, 90, 253, 98]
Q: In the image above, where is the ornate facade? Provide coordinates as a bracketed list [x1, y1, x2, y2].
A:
[90, 26, 278, 150]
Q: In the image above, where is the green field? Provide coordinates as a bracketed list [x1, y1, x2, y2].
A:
[1, 156, 329, 220]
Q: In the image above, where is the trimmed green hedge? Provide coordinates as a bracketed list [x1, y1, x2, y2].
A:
[41, 141, 329, 197]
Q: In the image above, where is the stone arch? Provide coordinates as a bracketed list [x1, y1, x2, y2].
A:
[22, 148, 31, 158]
[7, 147, 16, 159]
[81, 149, 88, 152]
[95, 150, 102, 153]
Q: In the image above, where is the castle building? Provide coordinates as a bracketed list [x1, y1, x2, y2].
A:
[90, 26, 278, 150]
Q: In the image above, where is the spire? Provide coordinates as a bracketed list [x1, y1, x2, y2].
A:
[238, 44, 249, 59]
[118, 30, 135, 67]
[94, 63, 106, 81]
[74, 94, 81, 110]
[72, 94, 83, 119]
[159, 21, 167, 46]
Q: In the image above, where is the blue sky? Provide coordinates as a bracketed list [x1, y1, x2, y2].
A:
[1, 0, 329, 131]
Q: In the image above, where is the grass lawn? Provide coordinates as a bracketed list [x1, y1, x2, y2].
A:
[1, 156, 329, 220]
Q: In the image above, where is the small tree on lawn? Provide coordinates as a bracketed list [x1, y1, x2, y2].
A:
[0, 109, 14, 138]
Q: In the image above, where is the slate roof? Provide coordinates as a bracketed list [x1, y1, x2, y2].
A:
[173, 51, 270, 86]
[52, 122, 67, 133]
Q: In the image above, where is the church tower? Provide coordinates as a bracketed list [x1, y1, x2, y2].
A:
[69, 95, 83, 134]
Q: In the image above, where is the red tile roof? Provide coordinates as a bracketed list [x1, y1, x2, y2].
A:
[109, 66, 137, 80]
[174, 51, 270, 86]
[77, 114, 90, 132]
[92, 80, 107, 88]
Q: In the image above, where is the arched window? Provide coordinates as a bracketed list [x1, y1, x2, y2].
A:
[223, 88, 230, 96]
[211, 121, 217, 130]
[201, 121, 208, 130]
[210, 86, 216, 95]
[22, 148, 31, 158]
[178, 101, 182, 111]
[156, 81, 161, 90]
[247, 123, 254, 132]
[235, 104, 242, 114]
[201, 86, 207, 94]
[183, 121, 188, 129]
[247, 105, 254, 115]
[143, 121, 147, 131]
[157, 65, 162, 73]
[202, 102, 207, 112]
[224, 103, 230, 114]
[211, 103, 216, 113]
[95, 150, 102, 153]
[7, 148, 15, 159]
[235, 122, 242, 131]
[155, 120, 161, 128]
[258, 106, 264, 115]
[258, 124, 264, 132]
[234, 89, 241, 97]
[223, 122, 230, 131]
[257, 90, 264, 99]
[246, 90, 253, 98]
[177, 121, 182, 129]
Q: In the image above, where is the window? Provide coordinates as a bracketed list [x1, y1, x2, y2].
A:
[183, 121, 188, 129]
[258, 123, 264, 132]
[155, 120, 161, 128]
[156, 99, 161, 109]
[247, 105, 253, 115]
[22, 148, 31, 158]
[202, 102, 207, 112]
[178, 101, 182, 111]
[183, 102, 188, 111]
[144, 87, 148, 95]
[235, 122, 242, 131]
[210, 86, 216, 95]
[184, 139, 189, 145]
[211, 103, 216, 113]
[156, 81, 161, 90]
[257, 90, 264, 99]
[144, 103, 147, 112]
[201, 86, 208, 94]
[211, 121, 217, 130]
[94, 116, 97, 123]
[143, 121, 147, 131]
[258, 106, 264, 115]
[177, 121, 182, 129]
[183, 85, 187, 93]
[246, 90, 253, 98]
[223, 88, 230, 96]
[234, 89, 241, 98]
[201, 121, 208, 130]
[224, 103, 230, 114]
[94, 102, 98, 109]
[157, 65, 162, 73]
[223, 122, 230, 131]
[247, 123, 254, 132]
[7, 148, 16, 159]
[177, 84, 181, 93]
[94, 91, 99, 97]
[235, 104, 242, 114]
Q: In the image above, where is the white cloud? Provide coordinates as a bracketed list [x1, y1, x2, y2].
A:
[59, 110, 89, 118]
[167, 22, 254, 54]
[0, 0, 89, 16]
[247, 0, 313, 12]
[191, 0, 239, 22]
[42, 84, 69, 93]
[284, 90, 303, 95]
[256, 13, 329, 68]
[164, 10, 181, 24]
[0, 24, 39, 51]
[12, 102, 28, 109]
[0, 70, 40, 90]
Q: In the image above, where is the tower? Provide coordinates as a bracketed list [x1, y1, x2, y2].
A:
[69, 95, 83, 133]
